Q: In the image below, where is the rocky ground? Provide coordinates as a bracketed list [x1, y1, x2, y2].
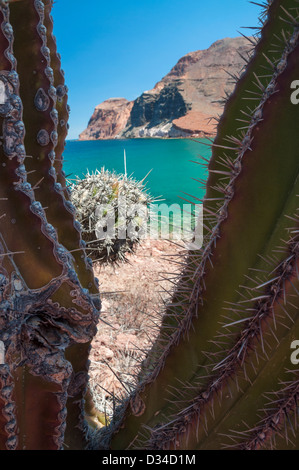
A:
[89, 238, 185, 417]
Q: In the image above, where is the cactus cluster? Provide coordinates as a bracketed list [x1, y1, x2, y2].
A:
[70, 169, 152, 264]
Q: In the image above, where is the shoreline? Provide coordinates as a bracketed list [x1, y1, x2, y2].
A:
[74, 134, 215, 143]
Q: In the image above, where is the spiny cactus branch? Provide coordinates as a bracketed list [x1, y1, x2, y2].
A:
[0, 0, 100, 450]
[107, 0, 299, 450]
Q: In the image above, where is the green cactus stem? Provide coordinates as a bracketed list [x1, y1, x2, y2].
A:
[8, 0, 98, 294]
[0, 0, 100, 450]
[106, 0, 299, 450]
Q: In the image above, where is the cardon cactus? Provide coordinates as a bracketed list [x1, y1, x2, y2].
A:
[101, 0, 299, 450]
[0, 0, 299, 452]
[0, 0, 100, 450]
[70, 169, 152, 264]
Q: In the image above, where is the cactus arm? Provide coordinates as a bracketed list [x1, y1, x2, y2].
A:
[8, 0, 99, 297]
[41, 0, 102, 441]
[242, 373, 299, 450]
[204, 0, 294, 217]
[154, 264, 299, 450]
[63, 342, 92, 450]
[193, 286, 299, 451]
[0, 3, 63, 289]
[0, 3, 70, 450]
[109, 0, 299, 450]
[7, 0, 100, 445]
[0, 0, 100, 450]
[12, 364, 73, 450]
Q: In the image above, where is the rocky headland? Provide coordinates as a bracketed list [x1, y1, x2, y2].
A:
[79, 98, 134, 140]
[79, 36, 252, 140]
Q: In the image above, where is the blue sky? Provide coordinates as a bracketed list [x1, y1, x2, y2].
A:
[52, 0, 261, 139]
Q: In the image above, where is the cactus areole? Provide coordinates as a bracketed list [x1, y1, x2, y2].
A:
[0, 0, 298, 452]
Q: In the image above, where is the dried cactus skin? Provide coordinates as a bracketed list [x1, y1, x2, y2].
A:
[108, 0, 299, 450]
[0, 0, 100, 450]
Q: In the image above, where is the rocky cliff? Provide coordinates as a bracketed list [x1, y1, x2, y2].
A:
[79, 98, 133, 140]
[79, 37, 252, 140]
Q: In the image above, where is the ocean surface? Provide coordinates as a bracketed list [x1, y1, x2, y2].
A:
[63, 139, 211, 207]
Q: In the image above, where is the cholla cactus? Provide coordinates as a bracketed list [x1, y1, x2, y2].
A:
[70, 169, 153, 263]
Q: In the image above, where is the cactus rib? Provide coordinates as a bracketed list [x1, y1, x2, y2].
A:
[43, 0, 70, 191]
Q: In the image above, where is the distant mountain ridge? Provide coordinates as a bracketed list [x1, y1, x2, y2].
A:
[79, 36, 252, 141]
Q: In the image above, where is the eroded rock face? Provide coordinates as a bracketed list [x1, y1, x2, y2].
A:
[79, 98, 133, 141]
[128, 84, 189, 130]
[79, 37, 252, 140]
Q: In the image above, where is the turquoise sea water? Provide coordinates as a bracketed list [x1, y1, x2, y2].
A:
[63, 139, 211, 207]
